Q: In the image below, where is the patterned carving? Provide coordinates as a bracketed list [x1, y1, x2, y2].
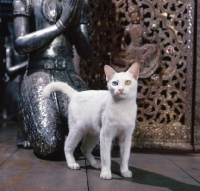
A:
[194, 12, 200, 152]
[109, 0, 160, 78]
[80, 0, 194, 150]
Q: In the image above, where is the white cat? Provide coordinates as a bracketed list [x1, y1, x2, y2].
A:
[43, 63, 139, 179]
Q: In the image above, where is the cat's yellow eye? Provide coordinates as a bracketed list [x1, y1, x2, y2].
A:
[125, 80, 131, 85]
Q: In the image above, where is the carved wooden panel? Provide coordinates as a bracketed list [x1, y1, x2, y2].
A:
[194, 1, 200, 152]
[81, 0, 195, 150]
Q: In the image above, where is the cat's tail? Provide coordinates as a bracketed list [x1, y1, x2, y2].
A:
[43, 82, 77, 99]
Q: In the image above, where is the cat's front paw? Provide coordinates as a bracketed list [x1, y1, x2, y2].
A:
[91, 162, 101, 169]
[100, 172, 112, 180]
[68, 163, 80, 170]
[121, 170, 132, 178]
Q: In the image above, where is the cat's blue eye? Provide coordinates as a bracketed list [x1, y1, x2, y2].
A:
[112, 81, 118, 86]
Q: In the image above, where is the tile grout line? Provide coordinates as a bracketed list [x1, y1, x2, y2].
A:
[0, 148, 19, 167]
[85, 158, 90, 191]
[160, 153, 200, 184]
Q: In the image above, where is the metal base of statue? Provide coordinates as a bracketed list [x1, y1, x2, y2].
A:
[17, 58, 88, 158]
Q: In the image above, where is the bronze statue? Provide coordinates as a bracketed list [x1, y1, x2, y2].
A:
[13, 0, 93, 158]
[111, 1, 160, 78]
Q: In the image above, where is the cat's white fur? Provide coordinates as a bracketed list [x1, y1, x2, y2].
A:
[43, 63, 139, 179]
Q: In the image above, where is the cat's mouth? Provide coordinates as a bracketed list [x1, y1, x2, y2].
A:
[117, 92, 126, 98]
[113, 91, 126, 98]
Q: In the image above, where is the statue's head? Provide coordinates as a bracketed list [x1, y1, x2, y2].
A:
[129, 5, 140, 24]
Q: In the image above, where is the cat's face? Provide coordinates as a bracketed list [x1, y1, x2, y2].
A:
[104, 63, 139, 100]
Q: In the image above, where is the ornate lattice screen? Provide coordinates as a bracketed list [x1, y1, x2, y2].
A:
[80, 0, 195, 150]
[194, 0, 200, 152]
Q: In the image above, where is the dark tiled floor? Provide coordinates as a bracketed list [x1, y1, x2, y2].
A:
[0, 122, 200, 191]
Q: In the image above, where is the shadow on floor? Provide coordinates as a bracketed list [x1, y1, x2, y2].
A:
[110, 160, 200, 191]
[84, 159, 200, 191]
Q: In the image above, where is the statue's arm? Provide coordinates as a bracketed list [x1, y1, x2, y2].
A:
[14, 19, 61, 55]
[71, 27, 92, 60]
[124, 26, 130, 36]
[142, 25, 156, 43]
[13, 0, 61, 54]
[6, 43, 28, 74]
[120, 25, 130, 50]
[71, 0, 93, 60]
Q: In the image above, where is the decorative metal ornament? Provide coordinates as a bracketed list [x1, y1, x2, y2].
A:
[166, 46, 174, 54]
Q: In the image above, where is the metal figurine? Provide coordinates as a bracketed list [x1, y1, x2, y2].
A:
[111, 0, 160, 78]
[13, 0, 93, 157]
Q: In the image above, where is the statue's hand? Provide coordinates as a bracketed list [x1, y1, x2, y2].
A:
[56, 0, 81, 31]
[121, 37, 127, 51]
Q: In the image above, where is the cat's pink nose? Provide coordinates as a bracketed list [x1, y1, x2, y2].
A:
[119, 88, 124, 93]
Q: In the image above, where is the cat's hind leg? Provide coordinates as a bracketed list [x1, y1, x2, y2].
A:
[64, 129, 84, 170]
[118, 131, 132, 178]
[81, 134, 101, 169]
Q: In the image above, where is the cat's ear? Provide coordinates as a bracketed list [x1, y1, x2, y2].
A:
[127, 62, 140, 80]
[104, 65, 117, 81]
